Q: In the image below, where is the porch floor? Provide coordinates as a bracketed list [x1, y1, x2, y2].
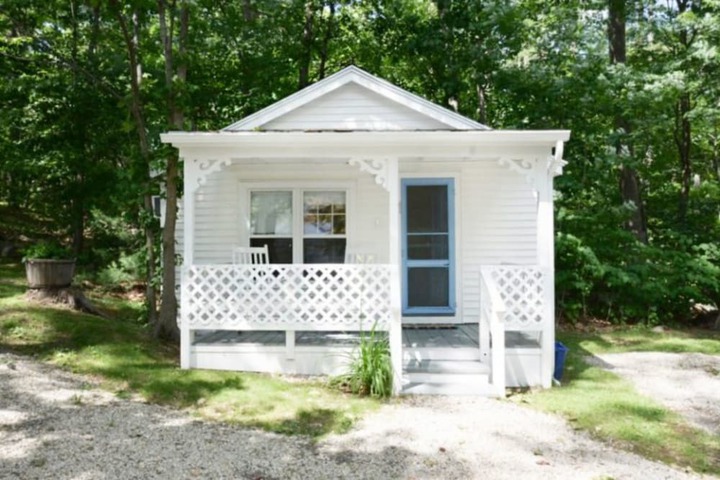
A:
[192, 325, 540, 349]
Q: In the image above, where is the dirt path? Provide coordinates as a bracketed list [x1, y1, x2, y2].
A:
[0, 353, 707, 479]
[588, 352, 720, 436]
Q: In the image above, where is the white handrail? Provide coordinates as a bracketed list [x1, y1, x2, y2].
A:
[480, 267, 507, 397]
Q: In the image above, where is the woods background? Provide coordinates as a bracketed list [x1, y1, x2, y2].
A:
[1, 0, 718, 338]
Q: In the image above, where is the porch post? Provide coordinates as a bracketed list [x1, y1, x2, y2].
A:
[537, 159, 556, 388]
[387, 156, 403, 394]
[180, 156, 198, 369]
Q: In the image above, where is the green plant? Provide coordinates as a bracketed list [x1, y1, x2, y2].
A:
[97, 251, 146, 286]
[342, 323, 393, 398]
[22, 241, 73, 261]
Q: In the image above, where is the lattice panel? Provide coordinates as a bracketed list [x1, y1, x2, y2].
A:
[183, 265, 392, 329]
[487, 267, 547, 330]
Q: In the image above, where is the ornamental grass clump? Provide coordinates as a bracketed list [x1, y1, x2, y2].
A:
[345, 323, 392, 398]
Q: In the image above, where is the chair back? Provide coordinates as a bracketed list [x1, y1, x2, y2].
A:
[232, 245, 269, 264]
[344, 252, 376, 264]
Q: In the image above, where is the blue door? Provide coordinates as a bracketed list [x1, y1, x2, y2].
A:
[401, 178, 456, 316]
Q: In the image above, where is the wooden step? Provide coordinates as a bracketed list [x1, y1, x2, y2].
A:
[401, 380, 494, 396]
[401, 358, 493, 395]
[404, 359, 490, 375]
[403, 347, 482, 362]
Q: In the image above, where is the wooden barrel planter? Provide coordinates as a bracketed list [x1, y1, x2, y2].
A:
[25, 259, 76, 289]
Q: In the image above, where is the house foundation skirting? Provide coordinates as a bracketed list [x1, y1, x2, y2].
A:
[190, 344, 356, 376]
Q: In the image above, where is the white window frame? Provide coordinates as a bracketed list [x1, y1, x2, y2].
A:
[241, 181, 355, 264]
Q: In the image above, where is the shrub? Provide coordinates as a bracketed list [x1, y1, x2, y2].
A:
[341, 323, 392, 398]
[97, 251, 146, 286]
[22, 241, 73, 261]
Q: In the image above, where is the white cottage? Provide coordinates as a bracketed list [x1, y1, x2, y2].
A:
[161, 66, 570, 396]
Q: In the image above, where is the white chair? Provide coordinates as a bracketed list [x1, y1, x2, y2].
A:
[232, 245, 269, 264]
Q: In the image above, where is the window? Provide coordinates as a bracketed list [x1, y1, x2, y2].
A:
[249, 189, 347, 264]
[303, 191, 346, 263]
[250, 191, 293, 263]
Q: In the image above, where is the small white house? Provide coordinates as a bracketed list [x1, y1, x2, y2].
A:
[161, 66, 569, 395]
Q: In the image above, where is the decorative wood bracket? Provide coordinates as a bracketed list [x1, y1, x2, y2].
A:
[185, 157, 232, 195]
[548, 140, 567, 177]
[497, 156, 540, 191]
[348, 157, 391, 192]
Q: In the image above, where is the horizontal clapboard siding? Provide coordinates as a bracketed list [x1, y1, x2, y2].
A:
[188, 162, 390, 266]
[461, 162, 536, 322]
[263, 84, 448, 131]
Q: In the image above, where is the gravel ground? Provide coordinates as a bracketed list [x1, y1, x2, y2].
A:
[0, 353, 708, 480]
[588, 352, 720, 436]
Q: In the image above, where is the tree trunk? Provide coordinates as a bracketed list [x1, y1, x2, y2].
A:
[111, 1, 159, 325]
[675, 0, 693, 223]
[675, 92, 692, 222]
[155, 0, 188, 341]
[476, 83, 487, 125]
[317, 2, 335, 80]
[299, 1, 316, 89]
[608, 0, 647, 243]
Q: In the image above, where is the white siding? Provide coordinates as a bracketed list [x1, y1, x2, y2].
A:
[188, 162, 390, 265]
[400, 159, 537, 322]
[262, 84, 449, 131]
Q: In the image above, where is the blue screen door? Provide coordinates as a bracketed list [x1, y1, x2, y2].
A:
[401, 178, 456, 316]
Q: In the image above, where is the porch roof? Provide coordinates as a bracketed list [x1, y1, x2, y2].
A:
[160, 129, 570, 150]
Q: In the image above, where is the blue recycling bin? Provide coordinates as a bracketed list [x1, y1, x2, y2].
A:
[554, 342, 569, 382]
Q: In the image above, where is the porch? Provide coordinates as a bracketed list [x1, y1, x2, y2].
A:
[181, 263, 552, 395]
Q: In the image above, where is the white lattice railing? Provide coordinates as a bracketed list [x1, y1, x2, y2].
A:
[481, 266, 549, 330]
[182, 264, 392, 331]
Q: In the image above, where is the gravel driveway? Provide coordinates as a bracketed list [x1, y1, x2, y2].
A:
[0, 353, 707, 480]
[588, 352, 720, 436]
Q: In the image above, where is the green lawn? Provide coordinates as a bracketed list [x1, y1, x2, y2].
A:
[0, 261, 379, 438]
[516, 325, 720, 475]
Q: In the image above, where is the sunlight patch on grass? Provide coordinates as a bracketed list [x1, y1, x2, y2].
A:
[0, 260, 380, 438]
[561, 327, 720, 356]
[518, 329, 720, 475]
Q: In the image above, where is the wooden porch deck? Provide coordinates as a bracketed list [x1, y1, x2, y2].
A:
[193, 325, 540, 349]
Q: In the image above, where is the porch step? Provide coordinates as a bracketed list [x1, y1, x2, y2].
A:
[405, 359, 490, 375]
[403, 347, 483, 362]
[401, 359, 492, 396]
[401, 381, 494, 396]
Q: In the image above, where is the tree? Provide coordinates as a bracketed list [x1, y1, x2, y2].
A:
[609, 0, 648, 243]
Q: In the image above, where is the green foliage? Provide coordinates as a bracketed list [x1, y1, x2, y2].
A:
[22, 240, 73, 261]
[342, 323, 393, 399]
[96, 251, 146, 286]
[555, 232, 603, 320]
[2, 1, 720, 327]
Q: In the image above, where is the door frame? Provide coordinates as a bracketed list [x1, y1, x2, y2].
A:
[401, 177, 456, 317]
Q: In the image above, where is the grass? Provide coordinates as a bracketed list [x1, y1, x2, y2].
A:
[515, 325, 720, 475]
[0, 261, 379, 438]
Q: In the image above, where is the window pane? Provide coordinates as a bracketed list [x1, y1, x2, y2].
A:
[407, 185, 448, 233]
[407, 267, 449, 308]
[407, 234, 449, 260]
[251, 191, 292, 235]
[251, 238, 292, 263]
[304, 191, 346, 236]
[303, 239, 346, 263]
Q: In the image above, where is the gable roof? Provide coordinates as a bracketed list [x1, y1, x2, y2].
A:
[222, 65, 490, 132]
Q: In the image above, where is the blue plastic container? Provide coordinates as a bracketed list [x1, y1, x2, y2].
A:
[554, 342, 569, 382]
